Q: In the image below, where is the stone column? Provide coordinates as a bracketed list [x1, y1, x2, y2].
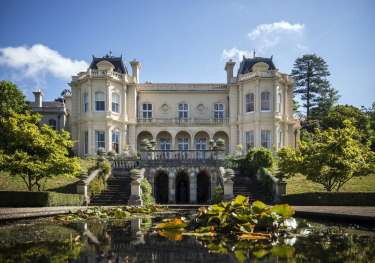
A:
[168, 171, 175, 203]
[128, 169, 144, 206]
[189, 171, 197, 203]
[223, 169, 235, 200]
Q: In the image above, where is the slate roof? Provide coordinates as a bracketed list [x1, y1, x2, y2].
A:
[89, 55, 128, 74]
[237, 57, 276, 75]
[28, 101, 64, 108]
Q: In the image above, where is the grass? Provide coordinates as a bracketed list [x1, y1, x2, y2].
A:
[0, 158, 97, 192]
[286, 173, 375, 194]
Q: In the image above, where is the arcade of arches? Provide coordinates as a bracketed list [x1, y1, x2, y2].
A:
[149, 167, 217, 204]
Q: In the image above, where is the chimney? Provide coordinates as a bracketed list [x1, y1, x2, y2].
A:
[130, 59, 141, 84]
[224, 59, 236, 84]
[33, 89, 43, 107]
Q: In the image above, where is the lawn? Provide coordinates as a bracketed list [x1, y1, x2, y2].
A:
[286, 173, 375, 194]
[0, 158, 96, 192]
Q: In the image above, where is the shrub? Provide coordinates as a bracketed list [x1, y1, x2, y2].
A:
[141, 177, 154, 207]
[0, 191, 85, 207]
[211, 186, 224, 203]
[251, 148, 273, 169]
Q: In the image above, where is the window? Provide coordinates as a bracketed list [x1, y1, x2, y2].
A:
[261, 91, 271, 111]
[178, 103, 189, 119]
[83, 93, 88, 112]
[214, 103, 224, 120]
[278, 129, 283, 148]
[261, 130, 272, 149]
[112, 130, 120, 153]
[142, 103, 152, 119]
[112, 93, 120, 113]
[48, 119, 57, 130]
[159, 138, 171, 159]
[245, 93, 255, 112]
[84, 131, 88, 155]
[95, 131, 105, 151]
[277, 93, 282, 113]
[178, 137, 189, 151]
[245, 131, 255, 151]
[196, 138, 207, 159]
[95, 92, 105, 111]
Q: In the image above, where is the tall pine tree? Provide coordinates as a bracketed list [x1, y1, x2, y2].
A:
[291, 54, 332, 119]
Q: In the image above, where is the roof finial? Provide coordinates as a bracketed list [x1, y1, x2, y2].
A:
[253, 49, 256, 58]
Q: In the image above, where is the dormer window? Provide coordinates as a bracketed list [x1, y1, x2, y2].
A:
[95, 92, 105, 111]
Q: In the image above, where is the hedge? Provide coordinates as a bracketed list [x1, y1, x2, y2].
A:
[0, 191, 85, 207]
[282, 192, 375, 206]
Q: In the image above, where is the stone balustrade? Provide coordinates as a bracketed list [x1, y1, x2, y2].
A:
[128, 168, 145, 206]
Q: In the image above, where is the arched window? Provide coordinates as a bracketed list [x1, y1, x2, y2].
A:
[95, 92, 105, 111]
[245, 93, 255, 112]
[83, 93, 88, 112]
[261, 91, 271, 111]
[112, 93, 120, 113]
[48, 119, 57, 130]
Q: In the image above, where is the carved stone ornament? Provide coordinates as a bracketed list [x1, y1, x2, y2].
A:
[160, 103, 169, 113]
[196, 103, 206, 114]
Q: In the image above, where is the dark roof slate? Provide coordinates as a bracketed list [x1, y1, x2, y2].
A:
[89, 55, 128, 74]
[237, 57, 276, 75]
[28, 101, 64, 108]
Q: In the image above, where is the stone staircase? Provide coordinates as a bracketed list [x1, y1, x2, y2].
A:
[90, 169, 131, 206]
[233, 173, 273, 203]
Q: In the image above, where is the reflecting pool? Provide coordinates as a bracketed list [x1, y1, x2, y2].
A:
[0, 211, 374, 262]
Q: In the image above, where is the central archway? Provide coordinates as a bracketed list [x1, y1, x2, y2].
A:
[197, 170, 210, 203]
[154, 170, 169, 204]
[175, 170, 190, 203]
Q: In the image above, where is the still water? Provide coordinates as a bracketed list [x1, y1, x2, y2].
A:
[0, 211, 374, 263]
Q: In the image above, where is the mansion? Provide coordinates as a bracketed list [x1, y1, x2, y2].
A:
[32, 54, 299, 156]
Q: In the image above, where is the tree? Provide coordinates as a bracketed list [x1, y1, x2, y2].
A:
[0, 112, 80, 191]
[291, 54, 331, 119]
[278, 121, 374, 192]
[0, 80, 29, 117]
[310, 85, 340, 121]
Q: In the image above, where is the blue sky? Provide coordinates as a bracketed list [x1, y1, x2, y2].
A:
[0, 0, 374, 107]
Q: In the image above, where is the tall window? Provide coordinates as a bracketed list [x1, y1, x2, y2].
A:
[112, 130, 120, 153]
[278, 129, 283, 148]
[159, 138, 171, 159]
[142, 103, 152, 119]
[245, 93, 255, 112]
[196, 138, 207, 159]
[83, 93, 88, 112]
[95, 92, 105, 111]
[276, 93, 282, 113]
[261, 130, 272, 149]
[112, 93, 120, 113]
[48, 119, 57, 130]
[214, 103, 224, 120]
[95, 131, 105, 151]
[178, 103, 189, 119]
[261, 91, 271, 111]
[178, 137, 189, 151]
[245, 131, 255, 151]
[84, 131, 88, 155]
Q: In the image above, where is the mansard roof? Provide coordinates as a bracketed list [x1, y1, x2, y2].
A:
[237, 56, 276, 75]
[89, 55, 128, 74]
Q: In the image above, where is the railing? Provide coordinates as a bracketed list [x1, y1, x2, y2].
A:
[72, 69, 124, 81]
[112, 150, 226, 168]
[137, 117, 229, 126]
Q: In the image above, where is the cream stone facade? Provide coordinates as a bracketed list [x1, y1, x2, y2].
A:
[68, 54, 299, 157]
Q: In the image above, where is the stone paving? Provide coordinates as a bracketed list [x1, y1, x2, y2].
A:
[0, 205, 374, 222]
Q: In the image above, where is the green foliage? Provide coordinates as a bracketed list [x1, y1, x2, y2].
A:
[0, 112, 81, 191]
[0, 191, 85, 207]
[251, 148, 274, 169]
[291, 54, 332, 119]
[278, 121, 375, 191]
[88, 158, 111, 197]
[0, 80, 30, 117]
[211, 186, 224, 203]
[141, 177, 154, 207]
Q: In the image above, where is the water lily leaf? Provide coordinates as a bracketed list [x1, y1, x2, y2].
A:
[206, 243, 228, 254]
[155, 218, 187, 229]
[234, 250, 247, 262]
[270, 204, 295, 218]
[239, 232, 271, 240]
[253, 249, 269, 258]
[251, 200, 268, 214]
[158, 230, 183, 241]
[270, 245, 295, 257]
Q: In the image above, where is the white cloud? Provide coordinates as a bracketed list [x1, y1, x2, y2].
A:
[247, 21, 305, 53]
[222, 47, 252, 62]
[0, 44, 88, 80]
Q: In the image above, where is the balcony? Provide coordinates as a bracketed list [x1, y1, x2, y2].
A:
[112, 150, 225, 168]
[137, 117, 229, 126]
